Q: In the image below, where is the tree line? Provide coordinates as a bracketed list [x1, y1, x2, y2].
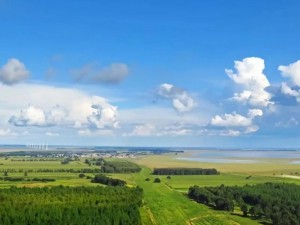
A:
[188, 183, 300, 225]
[0, 186, 143, 225]
[92, 174, 127, 186]
[153, 168, 219, 175]
[0, 168, 102, 173]
[0, 177, 55, 182]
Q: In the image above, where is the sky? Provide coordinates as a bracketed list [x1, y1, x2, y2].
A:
[0, 0, 300, 148]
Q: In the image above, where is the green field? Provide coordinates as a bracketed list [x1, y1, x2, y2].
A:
[0, 153, 300, 225]
[0, 157, 100, 187]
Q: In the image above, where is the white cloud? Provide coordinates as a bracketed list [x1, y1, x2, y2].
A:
[47, 105, 68, 125]
[211, 112, 252, 127]
[279, 60, 300, 86]
[9, 105, 47, 127]
[226, 57, 272, 107]
[220, 130, 241, 137]
[244, 125, 259, 134]
[87, 101, 119, 129]
[280, 82, 300, 102]
[126, 124, 156, 136]
[279, 60, 300, 103]
[0, 129, 18, 136]
[210, 109, 263, 135]
[248, 109, 263, 118]
[9, 105, 68, 127]
[77, 129, 114, 136]
[158, 83, 197, 113]
[275, 117, 298, 128]
[45, 132, 59, 136]
[2, 83, 119, 133]
[73, 63, 129, 84]
[0, 58, 30, 85]
[125, 122, 193, 137]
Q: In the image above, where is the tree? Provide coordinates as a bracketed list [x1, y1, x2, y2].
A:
[166, 176, 171, 179]
[240, 204, 248, 216]
[4, 171, 8, 176]
[78, 173, 85, 178]
[145, 178, 150, 181]
[24, 170, 28, 177]
[154, 178, 161, 183]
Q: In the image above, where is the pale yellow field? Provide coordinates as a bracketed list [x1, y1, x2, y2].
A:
[129, 151, 300, 176]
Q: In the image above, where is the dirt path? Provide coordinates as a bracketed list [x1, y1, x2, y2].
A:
[145, 204, 157, 225]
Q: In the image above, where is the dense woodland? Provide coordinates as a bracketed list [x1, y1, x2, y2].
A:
[153, 168, 219, 175]
[0, 186, 143, 225]
[92, 174, 127, 186]
[188, 183, 300, 225]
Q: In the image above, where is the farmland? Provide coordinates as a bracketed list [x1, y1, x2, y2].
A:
[0, 150, 299, 224]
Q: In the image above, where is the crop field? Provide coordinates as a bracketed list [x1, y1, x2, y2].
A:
[129, 153, 300, 175]
[0, 157, 100, 188]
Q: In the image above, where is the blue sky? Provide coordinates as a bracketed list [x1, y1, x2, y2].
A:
[0, 0, 300, 147]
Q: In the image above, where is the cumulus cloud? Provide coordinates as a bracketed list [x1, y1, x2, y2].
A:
[157, 83, 197, 113]
[210, 109, 263, 135]
[47, 105, 68, 125]
[279, 60, 300, 86]
[73, 63, 129, 84]
[248, 109, 263, 118]
[9, 105, 47, 127]
[226, 57, 272, 107]
[87, 102, 119, 129]
[279, 60, 300, 103]
[4, 84, 119, 133]
[9, 105, 68, 127]
[10, 100, 119, 131]
[0, 58, 30, 85]
[280, 83, 300, 102]
[211, 112, 252, 127]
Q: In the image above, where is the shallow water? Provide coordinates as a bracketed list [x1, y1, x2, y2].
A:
[177, 150, 300, 164]
[177, 157, 257, 164]
[194, 150, 300, 159]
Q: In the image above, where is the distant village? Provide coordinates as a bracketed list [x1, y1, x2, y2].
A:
[0, 145, 183, 158]
[22, 152, 137, 159]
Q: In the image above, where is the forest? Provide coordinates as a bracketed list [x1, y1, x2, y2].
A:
[153, 168, 219, 175]
[188, 183, 300, 225]
[0, 186, 143, 225]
